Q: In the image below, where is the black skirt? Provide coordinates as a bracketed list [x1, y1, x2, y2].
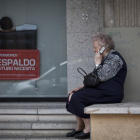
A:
[66, 87, 124, 118]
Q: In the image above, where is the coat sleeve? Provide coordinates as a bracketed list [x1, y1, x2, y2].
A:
[96, 54, 124, 82]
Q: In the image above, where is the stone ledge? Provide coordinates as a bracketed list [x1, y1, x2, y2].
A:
[0, 121, 76, 130]
[0, 109, 70, 115]
[0, 102, 66, 107]
[0, 114, 75, 121]
[0, 130, 76, 137]
[84, 102, 140, 114]
[0, 136, 90, 140]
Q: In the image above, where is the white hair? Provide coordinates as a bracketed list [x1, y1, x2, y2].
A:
[92, 32, 115, 50]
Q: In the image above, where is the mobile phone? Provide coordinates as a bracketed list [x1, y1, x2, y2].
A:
[100, 46, 105, 54]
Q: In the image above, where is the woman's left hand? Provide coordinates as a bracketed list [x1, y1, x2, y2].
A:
[94, 50, 103, 65]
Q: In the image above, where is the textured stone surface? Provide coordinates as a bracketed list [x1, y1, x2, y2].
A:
[0, 109, 37, 114]
[0, 136, 90, 140]
[38, 109, 69, 114]
[84, 102, 140, 114]
[32, 121, 76, 129]
[66, 0, 103, 93]
[90, 114, 140, 140]
[0, 122, 32, 129]
[38, 114, 75, 121]
[0, 102, 66, 108]
[0, 121, 76, 130]
[0, 108, 71, 115]
[0, 114, 75, 121]
[0, 130, 76, 137]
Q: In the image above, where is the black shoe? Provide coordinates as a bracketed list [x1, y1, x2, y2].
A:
[74, 130, 90, 139]
[66, 129, 83, 137]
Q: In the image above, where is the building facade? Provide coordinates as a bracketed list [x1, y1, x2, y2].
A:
[0, 0, 140, 102]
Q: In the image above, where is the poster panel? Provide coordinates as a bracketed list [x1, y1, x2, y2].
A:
[0, 50, 40, 80]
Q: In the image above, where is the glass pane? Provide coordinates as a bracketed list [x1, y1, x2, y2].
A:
[0, 0, 67, 98]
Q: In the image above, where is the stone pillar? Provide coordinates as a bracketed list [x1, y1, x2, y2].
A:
[66, 0, 103, 94]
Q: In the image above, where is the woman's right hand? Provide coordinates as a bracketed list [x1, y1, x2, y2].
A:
[68, 88, 79, 102]
[69, 85, 84, 95]
[68, 85, 84, 102]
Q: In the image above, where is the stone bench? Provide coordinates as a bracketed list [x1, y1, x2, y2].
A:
[84, 102, 140, 140]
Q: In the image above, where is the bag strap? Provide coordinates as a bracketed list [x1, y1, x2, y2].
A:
[77, 67, 87, 77]
[93, 68, 98, 76]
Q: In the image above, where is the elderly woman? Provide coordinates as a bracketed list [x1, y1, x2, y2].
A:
[66, 32, 127, 139]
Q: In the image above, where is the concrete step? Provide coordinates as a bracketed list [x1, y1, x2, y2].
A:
[0, 102, 88, 139]
[0, 107, 71, 115]
[0, 102, 66, 108]
[0, 102, 70, 115]
[0, 136, 90, 140]
[0, 108, 70, 115]
[0, 121, 76, 129]
[0, 130, 75, 137]
[0, 114, 75, 121]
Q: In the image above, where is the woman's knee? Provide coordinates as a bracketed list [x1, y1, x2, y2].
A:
[72, 91, 80, 99]
[68, 94, 73, 102]
[69, 92, 78, 102]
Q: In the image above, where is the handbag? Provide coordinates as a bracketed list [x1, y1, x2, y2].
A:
[77, 67, 100, 88]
